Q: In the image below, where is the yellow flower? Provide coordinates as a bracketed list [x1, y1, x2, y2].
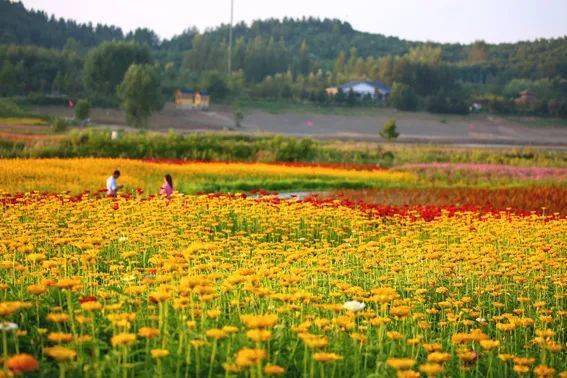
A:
[111, 333, 136, 347]
[533, 365, 556, 378]
[387, 331, 404, 341]
[264, 364, 286, 375]
[386, 358, 416, 370]
[427, 352, 451, 363]
[151, 349, 170, 359]
[206, 328, 227, 340]
[246, 329, 272, 342]
[46, 313, 69, 323]
[47, 332, 73, 344]
[240, 314, 278, 329]
[44, 346, 77, 362]
[81, 301, 103, 312]
[419, 363, 444, 376]
[138, 327, 160, 339]
[27, 284, 47, 295]
[235, 348, 266, 367]
[313, 353, 343, 362]
[206, 309, 221, 319]
[479, 339, 500, 350]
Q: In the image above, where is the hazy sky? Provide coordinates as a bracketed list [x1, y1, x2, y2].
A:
[20, 0, 567, 43]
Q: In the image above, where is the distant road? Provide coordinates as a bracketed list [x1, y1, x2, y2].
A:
[30, 104, 567, 147]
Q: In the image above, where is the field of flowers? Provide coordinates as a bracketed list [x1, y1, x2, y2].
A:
[0, 192, 565, 377]
[0, 159, 414, 194]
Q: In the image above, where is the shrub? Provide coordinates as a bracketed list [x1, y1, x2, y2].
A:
[379, 118, 399, 141]
[74, 99, 91, 121]
[0, 98, 25, 117]
[51, 118, 69, 133]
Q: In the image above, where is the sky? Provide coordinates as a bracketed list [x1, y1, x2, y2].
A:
[20, 0, 567, 44]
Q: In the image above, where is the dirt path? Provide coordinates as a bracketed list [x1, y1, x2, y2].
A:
[26, 104, 567, 146]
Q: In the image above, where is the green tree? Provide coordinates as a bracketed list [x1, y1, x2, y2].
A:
[74, 99, 91, 121]
[84, 41, 151, 98]
[379, 118, 399, 140]
[296, 40, 311, 75]
[201, 71, 228, 99]
[389, 82, 418, 111]
[118, 64, 162, 128]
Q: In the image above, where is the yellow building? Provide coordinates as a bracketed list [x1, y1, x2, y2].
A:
[174, 88, 210, 110]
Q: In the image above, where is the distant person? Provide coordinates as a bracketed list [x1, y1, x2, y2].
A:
[159, 174, 174, 198]
[106, 170, 123, 197]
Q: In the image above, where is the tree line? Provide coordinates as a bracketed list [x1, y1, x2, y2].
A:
[0, 0, 566, 120]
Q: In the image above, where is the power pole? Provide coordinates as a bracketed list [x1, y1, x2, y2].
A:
[228, 0, 234, 75]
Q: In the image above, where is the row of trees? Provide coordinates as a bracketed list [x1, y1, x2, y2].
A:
[0, 0, 566, 117]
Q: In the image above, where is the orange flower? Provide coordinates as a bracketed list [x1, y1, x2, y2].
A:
[6, 354, 39, 374]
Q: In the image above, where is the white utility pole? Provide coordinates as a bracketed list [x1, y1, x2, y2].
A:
[228, 0, 234, 75]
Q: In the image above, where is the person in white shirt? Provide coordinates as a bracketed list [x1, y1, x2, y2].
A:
[106, 170, 123, 196]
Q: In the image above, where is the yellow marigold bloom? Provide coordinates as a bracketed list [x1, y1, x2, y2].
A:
[419, 363, 444, 376]
[533, 365, 556, 378]
[190, 339, 207, 348]
[422, 343, 443, 353]
[313, 353, 343, 362]
[111, 333, 136, 347]
[427, 352, 451, 363]
[390, 306, 411, 318]
[44, 346, 77, 362]
[264, 364, 286, 375]
[498, 354, 515, 361]
[47, 332, 73, 344]
[240, 314, 278, 329]
[80, 301, 103, 312]
[27, 284, 47, 295]
[151, 349, 170, 359]
[386, 358, 416, 370]
[396, 370, 420, 378]
[535, 329, 555, 338]
[387, 331, 404, 341]
[0, 302, 24, 316]
[496, 322, 516, 332]
[513, 365, 530, 374]
[246, 329, 272, 342]
[457, 350, 478, 363]
[46, 313, 69, 323]
[222, 325, 239, 334]
[299, 334, 328, 349]
[186, 321, 197, 329]
[513, 357, 535, 366]
[54, 278, 81, 290]
[138, 327, 160, 339]
[479, 340, 500, 350]
[235, 348, 266, 367]
[206, 309, 221, 319]
[206, 328, 227, 340]
[149, 290, 170, 303]
[223, 363, 242, 373]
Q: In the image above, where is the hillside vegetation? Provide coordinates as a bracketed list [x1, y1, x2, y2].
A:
[0, 0, 566, 118]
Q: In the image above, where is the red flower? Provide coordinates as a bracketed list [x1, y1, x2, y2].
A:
[113, 203, 119, 210]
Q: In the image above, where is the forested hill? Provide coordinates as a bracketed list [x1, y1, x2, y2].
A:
[2, 0, 564, 67]
[0, 0, 123, 48]
[1, 0, 566, 117]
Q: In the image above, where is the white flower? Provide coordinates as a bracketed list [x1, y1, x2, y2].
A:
[476, 317, 487, 324]
[343, 301, 365, 312]
[0, 322, 18, 332]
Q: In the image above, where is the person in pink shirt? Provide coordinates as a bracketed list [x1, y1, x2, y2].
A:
[159, 174, 174, 198]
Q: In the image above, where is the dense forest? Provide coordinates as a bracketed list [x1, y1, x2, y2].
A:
[0, 0, 566, 116]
